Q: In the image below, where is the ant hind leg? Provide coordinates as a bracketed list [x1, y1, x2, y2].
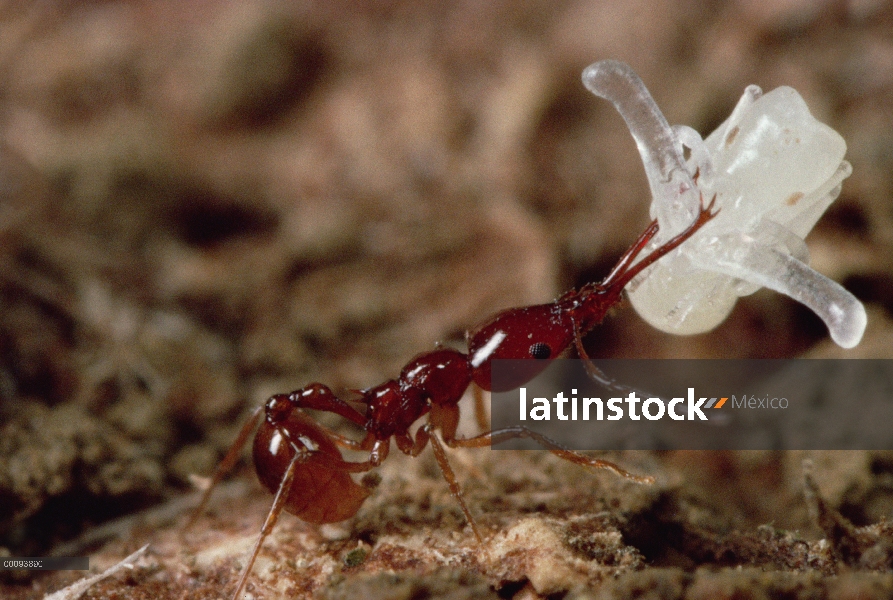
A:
[230, 453, 301, 600]
[186, 405, 264, 530]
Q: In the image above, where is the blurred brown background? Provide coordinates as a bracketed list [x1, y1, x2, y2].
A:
[0, 1, 892, 598]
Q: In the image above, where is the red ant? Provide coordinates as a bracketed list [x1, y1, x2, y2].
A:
[188, 197, 716, 600]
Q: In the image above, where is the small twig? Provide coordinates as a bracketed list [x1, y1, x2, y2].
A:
[803, 459, 863, 565]
[43, 544, 149, 600]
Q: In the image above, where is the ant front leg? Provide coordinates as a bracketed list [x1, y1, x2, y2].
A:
[572, 319, 665, 402]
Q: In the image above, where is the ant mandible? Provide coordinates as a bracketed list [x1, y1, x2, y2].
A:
[189, 196, 717, 600]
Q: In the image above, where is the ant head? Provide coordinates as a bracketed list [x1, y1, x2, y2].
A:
[467, 302, 576, 391]
[265, 394, 292, 425]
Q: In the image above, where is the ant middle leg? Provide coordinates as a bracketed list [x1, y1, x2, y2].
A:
[472, 385, 490, 432]
[436, 402, 653, 484]
[390, 409, 485, 543]
[427, 429, 485, 543]
[399, 423, 484, 543]
[447, 427, 653, 483]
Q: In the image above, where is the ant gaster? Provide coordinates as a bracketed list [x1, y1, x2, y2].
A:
[189, 197, 717, 600]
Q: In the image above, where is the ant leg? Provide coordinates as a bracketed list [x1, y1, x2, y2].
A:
[311, 425, 375, 452]
[287, 384, 366, 427]
[230, 452, 301, 600]
[186, 405, 263, 529]
[394, 422, 484, 544]
[572, 320, 664, 401]
[473, 385, 490, 432]
[429, 402, 460, 441]
[275, 387, 375, 451]
[291, 437, 390, 473]
[443, 422, 654, 485]
[411, 424, 484, 543]
[606, 194, 718, 291]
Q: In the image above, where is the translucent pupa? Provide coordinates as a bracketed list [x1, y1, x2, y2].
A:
[582, 60, 866, 348]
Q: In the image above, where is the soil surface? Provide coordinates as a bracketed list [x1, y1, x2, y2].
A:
[1, 1, 892, 599]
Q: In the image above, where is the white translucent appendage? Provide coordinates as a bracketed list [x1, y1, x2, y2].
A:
[582, 60, 867, 348]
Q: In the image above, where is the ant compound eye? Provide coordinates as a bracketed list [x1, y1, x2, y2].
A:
[529, 342, 552, 359]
